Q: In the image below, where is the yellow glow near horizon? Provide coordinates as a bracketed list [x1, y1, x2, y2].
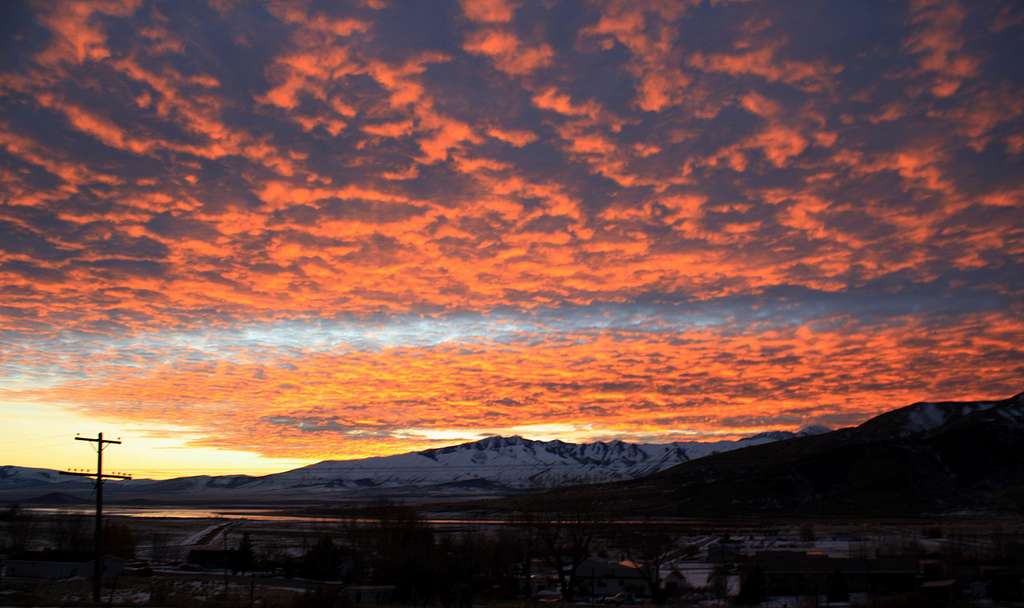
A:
[0, 403, 312, 479]
[2, 402, 802, 480]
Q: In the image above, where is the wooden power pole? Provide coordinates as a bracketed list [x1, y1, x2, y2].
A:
[60, 432, 131, 604]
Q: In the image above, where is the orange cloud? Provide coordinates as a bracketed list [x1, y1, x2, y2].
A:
[689, 41, 841, 93]
[2, 0, 1021, 468]
[36, 93, 154, 154]
[363, 120, 414, 137]
[463, 28, 554, 75]
[487, 127, 537, 147]
[531, 87, 601, 118]
[905, 0, 979, 97]
[34, 0, 141, 66]
[579, 1, 692, 110]
[460, 0, 517, 24]
[6, 312, 1018, 459]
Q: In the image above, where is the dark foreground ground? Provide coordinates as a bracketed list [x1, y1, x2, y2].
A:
[3, 505, 1024, 607]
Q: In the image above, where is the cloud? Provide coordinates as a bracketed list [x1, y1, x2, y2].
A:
[487, 127, 537, 147]
[33, 0, 141, 67]
[579, 0, 692, 110]
[463, 28, 554, 76]
[6, 310, 1020, 458]
[531, 87, 601, 118]
[460, 0, 518, 24]
[0, 0, 1020, 461]
[905, 0, 980, 97]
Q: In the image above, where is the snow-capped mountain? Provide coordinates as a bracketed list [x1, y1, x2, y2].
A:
[565, 392, 1024, 517]
[0, 465, 79, 489]
[6, 394, 1015, 507]
[0, 429, 827, 502]
[854, 393, 1022, 440]
[272, 432, 825, 490]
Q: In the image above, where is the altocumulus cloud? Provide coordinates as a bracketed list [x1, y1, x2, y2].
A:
[0, 0, 1021, 459]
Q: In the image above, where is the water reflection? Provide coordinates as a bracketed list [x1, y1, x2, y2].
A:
[27, 506, 335, 521]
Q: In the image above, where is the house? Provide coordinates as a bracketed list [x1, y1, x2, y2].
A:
[2, 551, 124, 580]
[186, 548, 239, 570]
[748, 551, 918, 598]
[920, 579, 957, 605]
[663, 569, 690, 596]
[343, 585, 396, 606]
[707, 538, 743, 563]
[574, 558, 647, 598]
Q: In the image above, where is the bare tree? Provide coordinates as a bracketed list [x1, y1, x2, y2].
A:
[49, 510, 89, 552]
[3, 505, 36, 552]
[620, 523, 680, 603]
[521, 496, 603, 601]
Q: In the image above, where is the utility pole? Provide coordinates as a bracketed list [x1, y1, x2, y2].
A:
[60, 433, 131, 604]
[224, 526, 229, 597]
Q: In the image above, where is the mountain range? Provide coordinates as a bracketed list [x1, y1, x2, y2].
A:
[526, 392, 1024, 517]
[0, 428, 829, 504]
[4, 391, 1021, 515]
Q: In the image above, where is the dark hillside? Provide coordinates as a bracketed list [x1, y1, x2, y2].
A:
[520, 393, 1024, 517]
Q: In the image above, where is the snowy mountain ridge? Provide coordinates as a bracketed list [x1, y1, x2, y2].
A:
[855, 392, 1023, 440]
[277, 429, 836, 490]
[4, 394, 1018, 503]
[0, 430, 828, 500]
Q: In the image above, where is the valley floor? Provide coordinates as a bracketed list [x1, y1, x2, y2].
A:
[3, 506, 1024, 606]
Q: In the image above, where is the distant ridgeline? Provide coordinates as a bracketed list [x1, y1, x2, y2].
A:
[0, 428, 829, 503]
[527, 392, 1024, 517]
[2, 392, 1021, 514]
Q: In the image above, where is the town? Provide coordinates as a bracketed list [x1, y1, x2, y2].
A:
[3, 503, 1022, 607]
[2, 0, 1022, 605]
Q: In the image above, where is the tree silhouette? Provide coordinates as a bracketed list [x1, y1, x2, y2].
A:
[237, 531, 256, 573]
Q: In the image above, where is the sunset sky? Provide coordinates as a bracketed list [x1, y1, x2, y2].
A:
[1, 0, 1022, 478]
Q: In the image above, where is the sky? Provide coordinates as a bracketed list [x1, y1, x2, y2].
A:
[0, 0, 1022, 478]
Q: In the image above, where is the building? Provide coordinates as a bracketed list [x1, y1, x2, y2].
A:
[186, 548, 239, 570]
[749, 551, 918, 598]
[2, 551, 124, 580]
[343, 585, 396, 606]
[574, 558, 647, 598]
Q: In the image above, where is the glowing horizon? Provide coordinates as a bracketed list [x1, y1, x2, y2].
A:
[1, 0, 1021, 477]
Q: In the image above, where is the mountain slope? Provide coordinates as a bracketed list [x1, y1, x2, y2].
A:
[0, 429, 826, 502]
[277, 432, 827, 490]
[530, 392, 1024, 517]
